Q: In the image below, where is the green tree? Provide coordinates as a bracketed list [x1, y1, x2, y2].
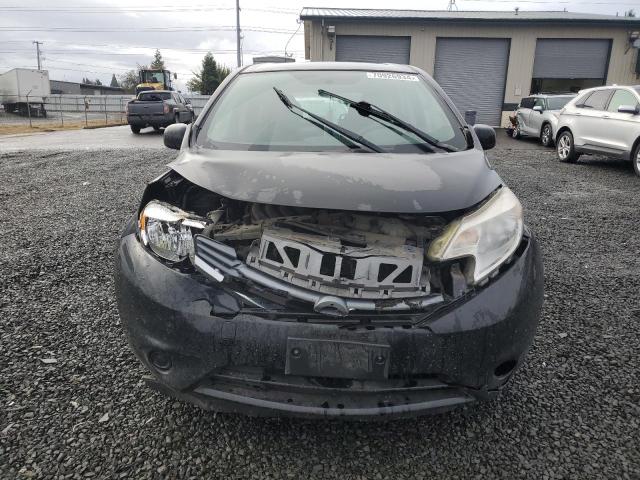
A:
[94, 78, 102, 86]
[150, 49, 165, 70]
[624, 9, 635, 17]
[118, 69, 139, 94]
[110, 74, 119, 87]
[186, 52, 231, 95]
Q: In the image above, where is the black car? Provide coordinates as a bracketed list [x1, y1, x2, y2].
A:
[126, 90, 194, 134]
[115, 62, 543, 419]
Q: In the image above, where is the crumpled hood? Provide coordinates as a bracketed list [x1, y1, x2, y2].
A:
[169, 148, 502, 213]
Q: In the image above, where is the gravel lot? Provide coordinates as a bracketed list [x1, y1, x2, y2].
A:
[1, 134, 638, 479]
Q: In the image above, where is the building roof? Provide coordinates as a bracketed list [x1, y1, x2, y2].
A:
[300, 8, 640, 25]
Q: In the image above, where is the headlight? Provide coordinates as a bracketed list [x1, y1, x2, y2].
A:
[138, 200, 206, 262]
[427, 187, 523, 284]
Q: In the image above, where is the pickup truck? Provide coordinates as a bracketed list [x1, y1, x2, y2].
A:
[126, 90, 194, 134]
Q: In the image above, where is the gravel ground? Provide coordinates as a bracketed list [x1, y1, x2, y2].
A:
[1, 138, 638, 479]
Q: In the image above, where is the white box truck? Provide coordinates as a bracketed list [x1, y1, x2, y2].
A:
[0, 68, 50, 117]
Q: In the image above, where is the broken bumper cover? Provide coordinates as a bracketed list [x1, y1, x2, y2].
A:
[193, 235, 444, 317]
[115, 230, 543, 419]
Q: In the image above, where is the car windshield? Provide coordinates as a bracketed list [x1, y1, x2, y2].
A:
[546, 96, 575, 110]
[139, 92, 170, 101]
[196, 70, 468, 153]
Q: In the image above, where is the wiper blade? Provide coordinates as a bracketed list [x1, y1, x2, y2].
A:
[318, 89, 458, 153]
[273, 87, 383, 153]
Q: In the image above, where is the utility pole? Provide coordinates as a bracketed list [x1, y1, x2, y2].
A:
[33, 41, 43, 70]
[235, 0, 241, 67]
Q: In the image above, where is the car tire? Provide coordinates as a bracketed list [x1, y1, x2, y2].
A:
[512, 123, 521, 139]
[130, 125, 141, 134]
[557, 131, 579, 163]
[632, 142, 640, 177]
[540, 124, 553, 147]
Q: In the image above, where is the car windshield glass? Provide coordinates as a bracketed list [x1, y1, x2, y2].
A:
[196, 70, 468, 153]
[546, 96, 574, 110]
[139, 92, 170, 101]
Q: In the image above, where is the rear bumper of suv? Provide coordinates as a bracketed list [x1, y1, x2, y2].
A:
[115, 229, 543, 419]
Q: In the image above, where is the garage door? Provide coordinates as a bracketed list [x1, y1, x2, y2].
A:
[533, 39, 610, 79]
[434, 38, 510, 126]
[336, 35, 410, 64]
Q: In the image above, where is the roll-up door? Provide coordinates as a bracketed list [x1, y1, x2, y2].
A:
[533, 39, 610, 79]
[434, 38, 510, 126]
[335, 35, 410, 64]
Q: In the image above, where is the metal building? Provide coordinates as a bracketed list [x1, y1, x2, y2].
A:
[301, 8, 640, 126]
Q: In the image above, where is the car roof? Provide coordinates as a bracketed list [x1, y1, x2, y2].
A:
[527, 93, 576, 98]
[241, 61, 418, 74]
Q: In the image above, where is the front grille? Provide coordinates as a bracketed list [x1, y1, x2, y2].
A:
[248, 227, 429, 299]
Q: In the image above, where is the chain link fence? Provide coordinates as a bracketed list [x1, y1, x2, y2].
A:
[0, 94, 210, 132]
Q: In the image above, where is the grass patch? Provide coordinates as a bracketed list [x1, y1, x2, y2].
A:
[0, 120, 127, 136]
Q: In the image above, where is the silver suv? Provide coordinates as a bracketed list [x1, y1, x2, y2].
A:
[514, 94, 576, 147]
[555, 86, 640, 176]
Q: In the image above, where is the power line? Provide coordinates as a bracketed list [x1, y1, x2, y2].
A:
[0, 49, 303, 55]
[0, 26, 303, 34]
[0, 40, 304, 53]
[0, 6, 299, 14]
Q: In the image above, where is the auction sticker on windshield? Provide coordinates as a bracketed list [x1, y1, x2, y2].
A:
[366, 72, 419, 81]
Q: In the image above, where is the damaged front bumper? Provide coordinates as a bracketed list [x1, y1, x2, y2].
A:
[115, 226, 543, 419]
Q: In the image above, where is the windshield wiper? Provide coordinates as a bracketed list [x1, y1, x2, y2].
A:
[318, 89, 458, 153]
[273, 87, 382, 153]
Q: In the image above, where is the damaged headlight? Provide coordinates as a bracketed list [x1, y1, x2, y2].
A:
[427, 187, 523, 284]
[138, 201, 206, 262]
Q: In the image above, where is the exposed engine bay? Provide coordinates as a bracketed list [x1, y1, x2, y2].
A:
[142, 172, 471, 317]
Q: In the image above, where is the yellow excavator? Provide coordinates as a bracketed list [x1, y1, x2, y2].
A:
[135, 69, 176, 95]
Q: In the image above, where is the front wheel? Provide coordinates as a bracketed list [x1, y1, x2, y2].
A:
[130, 125, 141, 134]
[512, 122, 521, 139]
[557, 131, 579, 163]
[540, 124, 553, 147]
[632, 143, 640, 177]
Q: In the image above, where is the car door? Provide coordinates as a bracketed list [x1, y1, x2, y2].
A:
[517, 97, 534, 134]
[602, 88, 640, 157]
[571, 89, 614, 150]
[527, 97, 545, 136]
[171, 94, 183, 121]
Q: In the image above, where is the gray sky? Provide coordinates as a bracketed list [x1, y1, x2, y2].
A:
[0, 0, 636, 92]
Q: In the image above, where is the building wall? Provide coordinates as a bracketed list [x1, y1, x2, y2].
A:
[79, 85, 125, 96]
[50, 80, 82, 95]
[306, 20, 639, 125]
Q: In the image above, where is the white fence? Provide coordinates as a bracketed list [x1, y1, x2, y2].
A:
[41, 94, 211, 115]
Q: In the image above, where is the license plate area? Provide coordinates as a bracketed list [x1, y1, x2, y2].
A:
[285, 338, 390, 380]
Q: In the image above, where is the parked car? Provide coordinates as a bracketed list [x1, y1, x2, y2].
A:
[513, 94, 576, 147]
[555, 85, 640, 176]
[126, 90, 194, 134]
[114, 62, 543, 419]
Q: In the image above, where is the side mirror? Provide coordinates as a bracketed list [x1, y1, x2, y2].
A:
[473, 124, 496, 151]
[617, 104, 639, 114]
[164, 123, 187, 150]
[533, 105, 543, 113]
